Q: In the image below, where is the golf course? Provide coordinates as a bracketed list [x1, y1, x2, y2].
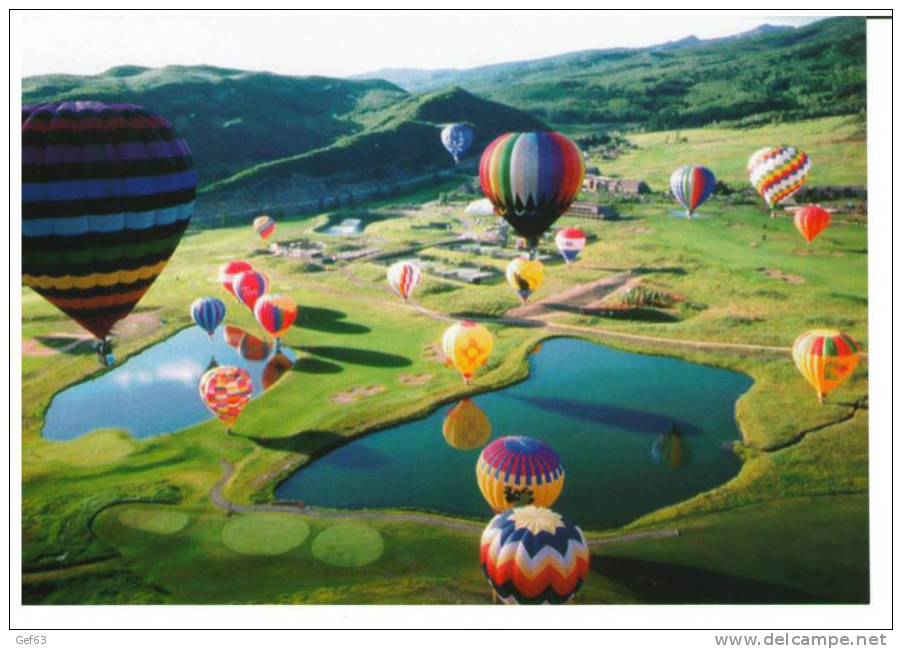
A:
[21, 107, 869, 605]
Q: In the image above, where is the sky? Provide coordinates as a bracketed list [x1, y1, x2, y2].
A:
[17, 11, 823, 79]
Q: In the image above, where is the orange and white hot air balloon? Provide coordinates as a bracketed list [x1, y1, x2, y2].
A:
[387, 261, 423, 302]
[793, 205, 831, 244]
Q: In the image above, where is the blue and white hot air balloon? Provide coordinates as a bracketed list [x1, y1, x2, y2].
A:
[441, 123, 475, 163]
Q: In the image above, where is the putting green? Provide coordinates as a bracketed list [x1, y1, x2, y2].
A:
[310, 523, 384, 568]
[117, 507, 189, 535]
[221, 513, 311, 556]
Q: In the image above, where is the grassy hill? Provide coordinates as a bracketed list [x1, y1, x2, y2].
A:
[357, 17, 866, 132]
[22, 65, 408, 185]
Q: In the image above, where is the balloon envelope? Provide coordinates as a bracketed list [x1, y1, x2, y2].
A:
[476, 436, 564, 512]
[465, 198, 495, 216]
[443, 399, 492, 450]
[387, 261, 423, 302]
[232, 270, 270, 310]
[199, 366, 253, 428]
[555, 228, 586, 264]
[748, 146, 811, 208]
[22, 101, 196, 340]
[254, 293, 297, 338]
[253, 215, 276, 240]
[191, 297, 226, 338]
[794, 205, 831, 244]
[219, 261, 253, 300]
[506, 258, 544, 303]
[441, 320, 494, 383]
[441, 123, 475, 163]
[480, 506, 590, 605]
[792, 330, 861, 403]
[670, 165, 716, 217]
[480, 132, 585, 247]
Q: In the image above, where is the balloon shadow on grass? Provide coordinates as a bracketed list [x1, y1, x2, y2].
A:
[32, 336, 95, 356]
[236, 429, 345, 456]
[301, 346, 412, 368]
[292, 356, 344, 374]
[294, 306, 371, 335]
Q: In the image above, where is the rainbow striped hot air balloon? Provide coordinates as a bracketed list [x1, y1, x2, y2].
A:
[480, 506, 590, 605]
[232, 270, 270, 311]
[748, 146, 811, 210]
[506, 257, 544, 304]
[387, 260, 423, 302]
[793, 205, 832, 244]
[253, 215, 276, 241]
[190, 297, 226, 338]
[254, 294, 297, 340]
[480, 132, 585, 251]
[476, 436, 564, 512]
[554, 228, 586, 264]
[792, 330, 862, 404]
[442, 320, 494, 384]
[22, 102, 196, 362]
[199, 366, 253, 433]
[670, 165, 716, 218]
[443, 399, 492, 451]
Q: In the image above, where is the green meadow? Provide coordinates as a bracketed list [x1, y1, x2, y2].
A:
[22, 116, 868, 605]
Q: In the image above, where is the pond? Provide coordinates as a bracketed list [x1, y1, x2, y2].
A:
[276, 338, 752, 529]
[42, 325, 295, 440]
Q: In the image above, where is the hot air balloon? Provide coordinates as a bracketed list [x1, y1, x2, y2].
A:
[253, 215, 276, 241]
[480, 132, 585, 252]
[262, 352, 294, 390]
[476, 436, 564, 512]
[465, 198, 495, 216]
[506, 257, 544, 304]
[441, 123, 475, 163]
[792, 330, 862, 404]
[748, 146, 811, 211]
[219, 261, 252, 301]
[223, 324, 246, 349]
[238, 331, 271, 362]
[22, 101, 196, 365]
[387, 261, 423, 302]
[254, 293, 297, 340]
[670, 165, 716, 218]
[199, 366, 253, 433]
[554, 228, 586, 265]
[480, 506, 590, 605]
[190, 297, 226, 339]
[232, 270, 269, 311]
[794, 205, 831, 244]
[442, 399, 492, 451]
[441, 320, 494, 383]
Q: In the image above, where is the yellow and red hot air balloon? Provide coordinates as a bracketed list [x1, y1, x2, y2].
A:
[254, 294, 297, 340]
[441, 320, 494, 384]
[476, 436, 565, 512]
[792, 330, 862, 404]
[506, 257, 544, 304]
[480, 132, 585, 252]
[480, 506, 590, 605]
[748, 146, 811, 212]
[794, 205, 831, 244]
[199, 366, 253, 433]
[442, 399, 492, 451]
[253, 215, 276, 241]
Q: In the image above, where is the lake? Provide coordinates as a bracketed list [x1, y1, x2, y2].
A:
[276, 338, 752, 529]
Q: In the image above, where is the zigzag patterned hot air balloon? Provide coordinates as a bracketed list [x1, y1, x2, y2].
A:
[387, 260, 423, 302]
[506, 257, 544, 304]
[669, 165, 716, 218]
[254, 293, 297, 339]
[476, 436, 564, 512]
[443, 399, 492, 451]
[554, 228, 586, 265]
[748, 146, 811, 209]
[441, 123, 475, 163]
[793, 205, 831, 244]
[253, 215, 276, 240]
[190, 296, 226, 338]
[232, 269, 269, 311]
[22, 102, 196, 359]
[480, 506, 590, 605]
[199, 366, 253, 433]
[442, 320, 494, 384]
[792, 330, 862, 404]
[480, 132, 585, 250]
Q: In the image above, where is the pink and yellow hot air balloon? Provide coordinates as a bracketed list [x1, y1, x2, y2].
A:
[441, 320, 494, 384]
[253, 215, 276, 240]
[254, 294, 298, 339]
[793, 205, 831, 244]
[232, 269, 270, 311]
[219, 261, 252, 301]
[792, 330, 862, 404]
[506, 257, 544, 304]
[199, 366, 253, 433]
[480, 506, 590, 605]
[476, 436, 564, 512]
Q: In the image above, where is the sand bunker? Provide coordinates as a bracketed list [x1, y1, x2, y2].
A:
[330, 385, 386, 404]
[398, 373, 433, 386]
[760, 268, 805, 284]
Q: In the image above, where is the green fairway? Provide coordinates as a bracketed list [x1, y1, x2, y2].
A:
[21, 117, 869, 605]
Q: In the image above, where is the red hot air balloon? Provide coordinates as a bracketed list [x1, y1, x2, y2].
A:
[219, 261, 252, 301]
[794, 205, 831, 244]
[232, 270, 269, 310]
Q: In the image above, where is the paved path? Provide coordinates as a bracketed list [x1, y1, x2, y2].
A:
[211, 460, 679, 548]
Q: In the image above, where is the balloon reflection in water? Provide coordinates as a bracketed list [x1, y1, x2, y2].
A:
[262, 353, 294, 390]
[651, 424, 688, 470]
[442, 399, 492, 451]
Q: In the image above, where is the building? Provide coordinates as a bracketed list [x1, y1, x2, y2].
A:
[565, 202, 620, 220]
[583, 174, 651, 195]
